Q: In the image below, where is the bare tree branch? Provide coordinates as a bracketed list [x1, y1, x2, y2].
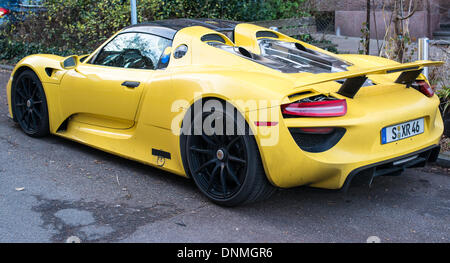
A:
[397, 0, 418, 20]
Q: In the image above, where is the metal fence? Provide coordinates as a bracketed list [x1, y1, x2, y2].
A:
[251, 17, 317, 36]
[311, 11, 335, 34]
[251, 16, 338, 51]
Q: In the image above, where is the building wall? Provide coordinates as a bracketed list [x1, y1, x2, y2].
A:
[439, 0, 450, 23]
[311, 0, 445, 39]
[336, 10, 431, 39]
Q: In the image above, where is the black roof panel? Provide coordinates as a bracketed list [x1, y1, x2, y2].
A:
[121, 25, 177, 39]
[122, 18, 240, 39]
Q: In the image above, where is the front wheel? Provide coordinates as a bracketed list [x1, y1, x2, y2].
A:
[180, 101, 276, 206]
[12, 69, 50, 137]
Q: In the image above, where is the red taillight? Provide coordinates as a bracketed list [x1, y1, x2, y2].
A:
[413, 80, 434, 97]
[0, 7, 10, 18]
[281, 99, 347, 117]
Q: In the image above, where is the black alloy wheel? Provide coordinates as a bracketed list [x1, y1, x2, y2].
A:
[187, 122, 248, 199]
[12, 70, 49, 137]
[181, 101, 275, 206]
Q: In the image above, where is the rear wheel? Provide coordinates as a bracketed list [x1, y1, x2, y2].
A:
[181, 100, 276, 206]
[12, 70, 49, 137]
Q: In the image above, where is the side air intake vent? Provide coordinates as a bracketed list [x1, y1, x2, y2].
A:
[237, 47, 252, 59]
[288, 91, 313, 99]
[294, 42, 307, 52]
[288, 127, 346, 153]
[256, 31, 279, 39]
[201, 34, 226, 44]
[45, 68, 54, 77]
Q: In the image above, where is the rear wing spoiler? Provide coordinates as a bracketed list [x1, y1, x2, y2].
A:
[293, 60, 444, 99]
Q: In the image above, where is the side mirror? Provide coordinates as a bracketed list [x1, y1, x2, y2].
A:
[173, 44, 188, 59]
[61, 55, 79, 70]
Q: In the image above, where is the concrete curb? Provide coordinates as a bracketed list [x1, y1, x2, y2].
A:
[436, 152, 450, 168]
[0, 64, 14, 71]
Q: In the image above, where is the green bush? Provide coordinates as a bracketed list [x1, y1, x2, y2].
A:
[139, 0, 307, 22]
[0, 0, 130, 63]
[0, 0, 308, 64]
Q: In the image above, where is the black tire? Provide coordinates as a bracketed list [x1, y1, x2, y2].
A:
[444, 110, 450, 137]
[11, 69, 50, 137]
[180, 100, 276, 207]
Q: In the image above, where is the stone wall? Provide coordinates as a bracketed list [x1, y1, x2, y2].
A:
[439, 0, 450, 23]
[309, 0, 445, 39]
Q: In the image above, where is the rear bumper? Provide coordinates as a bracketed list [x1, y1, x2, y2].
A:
[342, 144, 440, 191]
[249, 92, 444, 189]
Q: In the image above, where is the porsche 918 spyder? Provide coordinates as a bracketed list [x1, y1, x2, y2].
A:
[6, 19, 444, 206]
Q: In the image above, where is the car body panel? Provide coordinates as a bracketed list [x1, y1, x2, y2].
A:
[6, 20, 444, 189]
[59, 64, 153, 129]
[251, 85, 443, 188]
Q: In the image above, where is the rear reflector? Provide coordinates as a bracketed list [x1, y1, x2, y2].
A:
[254, 121, 278, 126]
[298, 127, 334, 134]
[281, 99, 347, 117]
[413, 80, 434, 97]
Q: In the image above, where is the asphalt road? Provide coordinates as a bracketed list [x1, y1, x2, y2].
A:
[0, 69, 449, 243]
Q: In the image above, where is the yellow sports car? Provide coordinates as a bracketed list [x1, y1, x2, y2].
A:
[6, 19, 444, 206]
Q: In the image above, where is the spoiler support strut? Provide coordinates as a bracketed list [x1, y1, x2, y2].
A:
[394, 69, 423, 88]
[291, 60, 443, 99]
[337, 76, 368, 99]
[337, 68, 424, 99]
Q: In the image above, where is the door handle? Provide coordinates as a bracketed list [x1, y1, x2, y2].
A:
[121, 81, 140, 88]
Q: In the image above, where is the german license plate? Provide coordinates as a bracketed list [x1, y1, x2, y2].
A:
[381, 118, 424, 144]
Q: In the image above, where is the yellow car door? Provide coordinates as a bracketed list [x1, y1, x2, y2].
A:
[59, 32, 172, 129]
